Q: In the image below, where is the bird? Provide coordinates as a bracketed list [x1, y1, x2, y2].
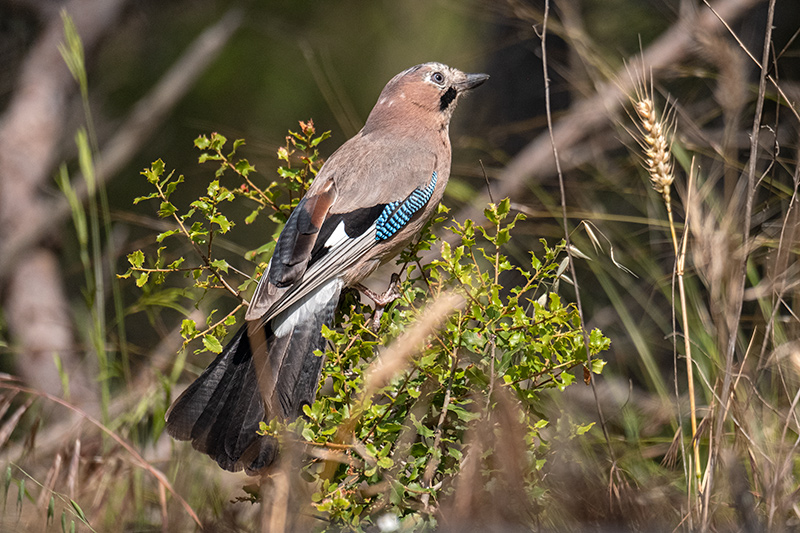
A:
[164, 62, 488, 474]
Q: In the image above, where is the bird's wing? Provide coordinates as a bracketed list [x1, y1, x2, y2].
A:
[245, 136, 438, 323]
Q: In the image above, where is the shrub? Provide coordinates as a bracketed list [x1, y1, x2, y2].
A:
[122, 123, 607, 531]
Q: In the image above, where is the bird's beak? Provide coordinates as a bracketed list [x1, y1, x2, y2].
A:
[458, 72, 489, 91]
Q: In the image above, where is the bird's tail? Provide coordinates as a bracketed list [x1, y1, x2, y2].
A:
[165, 283, 341, 474]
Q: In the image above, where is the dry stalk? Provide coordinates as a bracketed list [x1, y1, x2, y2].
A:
[631, 81, 703, 510]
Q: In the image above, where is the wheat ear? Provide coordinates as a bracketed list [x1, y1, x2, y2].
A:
[632, 82, 703, 502]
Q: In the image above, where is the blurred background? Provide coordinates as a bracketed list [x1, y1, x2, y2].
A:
[1, 0, 799, 530]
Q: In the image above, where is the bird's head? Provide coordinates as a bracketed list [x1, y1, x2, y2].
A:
[363, 62, 489, 133]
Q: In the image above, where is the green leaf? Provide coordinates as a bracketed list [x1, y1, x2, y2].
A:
[47, 496, 54, 525]
[484, 204, 498, 225]
[590, 358, 607, 374]
[149, 159, 165, 181]
[156, 229, 179, 243]
[496, 227, 511, 246]
[135, 271, 149, 288]
[202, 335, 223, 354]
[164, 174, 185, 198]
[69, 500, 86, 523]
[497, 197, 511, 219]
[127, 250, 145, 268]
[277, 167, 300, 179]
[210, 259, 230, 273]
[194, 135, 210, 150]
[310, 130, 331, 147]
[181, 319, 198, 340]
[246, 241, 275, 261]
[210, 132, 227, 151]
[210, 214, 232, 233]
[198, 153, 221, 163]
[158, 201, 177, 218]
[133, 192, 158, 204]
[235, 159, 255, 176]
[245, 207, 263, 225]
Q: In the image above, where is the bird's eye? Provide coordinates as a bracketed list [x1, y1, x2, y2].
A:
[431, 72, 445, 85]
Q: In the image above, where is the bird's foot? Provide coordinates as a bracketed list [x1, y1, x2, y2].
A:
[355, 274, 402, 331]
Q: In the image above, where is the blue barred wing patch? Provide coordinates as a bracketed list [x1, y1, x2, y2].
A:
[375, 171, 438, 241]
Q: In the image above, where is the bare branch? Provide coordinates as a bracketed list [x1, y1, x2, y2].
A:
[0, 7, 244, 279]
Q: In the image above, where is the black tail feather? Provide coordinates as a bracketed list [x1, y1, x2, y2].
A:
[166, 326, 276, 473]
[165, 286, 340, 474]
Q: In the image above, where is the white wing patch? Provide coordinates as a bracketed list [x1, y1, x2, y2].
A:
[272, 278, 344, 338]
[263, 224, 378, 321]
[325, 221, 350, 249]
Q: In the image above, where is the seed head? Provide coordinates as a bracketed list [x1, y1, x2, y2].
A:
[634, 97, 675, 203]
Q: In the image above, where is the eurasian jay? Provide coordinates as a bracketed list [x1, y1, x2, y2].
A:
[165, 62, 488, 473]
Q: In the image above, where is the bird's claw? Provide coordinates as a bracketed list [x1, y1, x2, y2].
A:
[355, 274, 402, 331]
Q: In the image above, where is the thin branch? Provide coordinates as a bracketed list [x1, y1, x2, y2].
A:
[540, 0, 617, 477]
[705, 1, 776, 528]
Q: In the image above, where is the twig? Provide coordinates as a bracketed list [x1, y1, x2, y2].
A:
[420, 348, 459, 511]
[151, 175, 244, 302]
[540, 0, 618, 485]
[705, 1, 776, 528]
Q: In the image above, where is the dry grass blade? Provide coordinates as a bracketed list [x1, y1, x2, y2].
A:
[361, 291, 465, 400]
[661, 427, 682, 469]
[0, 396, 34, 449]
[66, 439, 80, 499]
[322, 291, 465, 482]
[702, 0, 800, 123]
[0, 392, 18, 421]
[158, 482, 168, 533]
[444, 0, 759, 244]
[36, 453, 63, 509]
[576, 220, 637, 277]
[441, 385, 535, 529]
[627, 63, 706, 520]
[0, 380, 202, 528]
